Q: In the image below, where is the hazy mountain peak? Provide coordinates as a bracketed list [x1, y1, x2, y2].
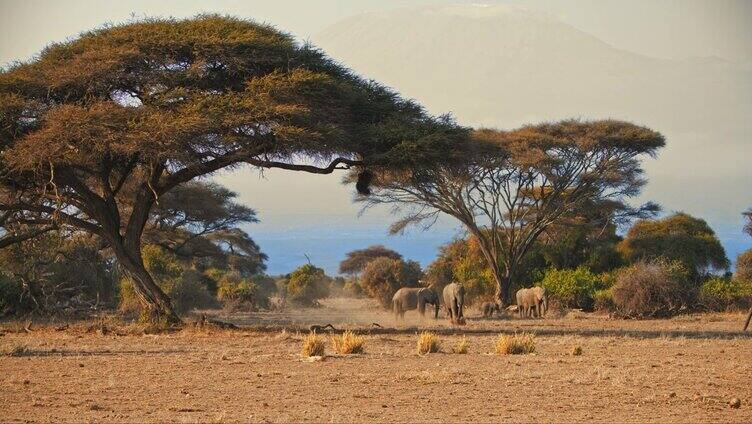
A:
[426, 3, 555, 22]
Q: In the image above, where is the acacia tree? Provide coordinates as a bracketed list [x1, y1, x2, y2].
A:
[0, 15, 465, 320]
[146, 180, 267, 275]
[362, 120, 665, 304]
[339, 245, 402, 275]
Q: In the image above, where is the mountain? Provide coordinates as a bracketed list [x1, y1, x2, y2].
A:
[312, 4, 752, 265]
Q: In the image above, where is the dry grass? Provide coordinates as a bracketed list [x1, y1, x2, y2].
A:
[571, 345, 583, 356]
[417, 331, 441, 355]
[453, 336, 470, 354]
[495, 333, 536, 355]
[301, 332, 325, 357]
[330, 331, 365, 354]
[2, 343, 30, 357]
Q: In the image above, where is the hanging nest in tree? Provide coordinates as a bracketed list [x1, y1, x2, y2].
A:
[355, 170, 373, 196]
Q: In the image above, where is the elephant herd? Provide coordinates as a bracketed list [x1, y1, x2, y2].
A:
[391, 283, 548, 324]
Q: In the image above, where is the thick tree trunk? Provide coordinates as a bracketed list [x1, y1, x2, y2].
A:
[111, 240, 180, 323]
[744, 305, 752, 331]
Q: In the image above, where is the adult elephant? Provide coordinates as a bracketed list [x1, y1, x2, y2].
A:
[392, 287, 440, 321]
[516, 287, 547, 318]
[443, 283, 466, 325]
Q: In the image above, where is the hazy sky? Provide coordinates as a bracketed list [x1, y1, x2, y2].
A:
[1, 0, 751, 273]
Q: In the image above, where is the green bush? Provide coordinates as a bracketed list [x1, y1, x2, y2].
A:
[735, 249, 752, 283]
[593, 288, 615, 312]
[285, 264, 331, 307]
[359, 257, 421, 309]
[217, 272, 268, 311]
[539, 267, 604, 310]
[699, 276, 752, 311]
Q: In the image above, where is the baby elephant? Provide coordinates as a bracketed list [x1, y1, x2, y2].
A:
[516, 287, 547, 318]
[480, 301, 501, 318]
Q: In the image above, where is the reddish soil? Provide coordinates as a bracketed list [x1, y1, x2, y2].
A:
[1, 298, 750, 423]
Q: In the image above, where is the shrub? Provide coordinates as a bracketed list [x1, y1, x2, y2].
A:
[453, 336, 470, 354]
[571, 345, 583, 356]
[593, 288, 616, 312]
[169, 270, 217, 313]
[331, 331, 365, 354]
[301, 332, 325, 357]
[217, 272, 268, 311]
[540, 267, 604, 310]
[495, 333, 536, 355]
[360, 257, 422, 309]
[417, 331, 441, 354]
[610, 260, 690, 318]
[735, 249, 752, 283]
[0, 274, 23, 316]
[285, 264, 330, 307]
[699, 276, 752, 311]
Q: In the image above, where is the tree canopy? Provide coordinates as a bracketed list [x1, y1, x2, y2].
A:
[618, 212, 729, 279]
[338, 245, 402, 275]
[0, 15, 466, 320]
[362, 119, 665, 303]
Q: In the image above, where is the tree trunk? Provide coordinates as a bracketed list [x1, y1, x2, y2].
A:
[111, 240, 181, 323]
[744, 305, 752, 331]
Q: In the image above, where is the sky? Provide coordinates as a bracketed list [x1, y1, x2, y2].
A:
[1, 0, 751, 274]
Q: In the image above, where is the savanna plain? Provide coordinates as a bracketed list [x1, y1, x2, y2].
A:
[1, 298, 750, 423]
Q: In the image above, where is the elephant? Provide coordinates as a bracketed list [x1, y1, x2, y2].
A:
[480, 301, 501, 318]
[392, 287, 440, 321]
[443, 282, 466, 325]
[516, 286, 547, 318]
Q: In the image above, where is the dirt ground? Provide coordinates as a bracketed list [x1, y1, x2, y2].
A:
[1, 298, 751, 423]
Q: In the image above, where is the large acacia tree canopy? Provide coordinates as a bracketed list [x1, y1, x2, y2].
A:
[0, 14, 466, 194]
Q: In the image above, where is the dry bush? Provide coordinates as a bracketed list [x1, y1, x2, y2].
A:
[611, 260, 689, 318]
[453, 336, 470, 354]
[495, 333, 535, 355]
[571, 345, 583, 356]
[301, 332, 325, 357]
[417, 331, 441, 354]
[331, 331, 365, 354]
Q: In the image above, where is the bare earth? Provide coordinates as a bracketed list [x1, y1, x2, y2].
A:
[1, 298, 751, 423]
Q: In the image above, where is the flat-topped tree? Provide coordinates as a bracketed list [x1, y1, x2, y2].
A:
[362, 120, 665, 305]
[0, 15, 466, 321]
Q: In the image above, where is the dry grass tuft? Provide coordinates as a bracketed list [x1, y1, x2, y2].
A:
[301, 332, 325, 357]
[3, 344, 30, 357]
[453, 336, 470, 354]
[571, 345, 583, 356]
[417, 331, 441, 355]
[495, 333, 536, 355]
[331, 331, 365, 354]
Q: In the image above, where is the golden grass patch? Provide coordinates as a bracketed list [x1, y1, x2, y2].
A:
[330, 331, 365, 354]
[453, 336, 470, 354]
[417, 331, 441, 355]
[301, 332, 325, 357]
[571, 345, 583, 356]
[495, 333, 536, 355]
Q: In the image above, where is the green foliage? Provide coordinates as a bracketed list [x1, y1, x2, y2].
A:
[699, 276, 752, 311]
[217, 272, 268, 311]
[0, 232, 117, 315]
[284, 264, 331, 307]
[619, 213, 729, 279]
[359, 257, 422, 309]
[120, 245, 215, 314]
[610, 259, 691, 318]
[735, 248, 752, 283]
[339, 245, 402, 275]
[539, 267, 605, 310]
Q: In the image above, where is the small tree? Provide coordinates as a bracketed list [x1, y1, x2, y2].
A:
[339, 245, 402, 275]
[363, 120, 664, 304]
[0, 15, 464, 320]
[618, 212, 729, 280]
[284, 264, 330, 306]
[359, 257, 422, 308]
